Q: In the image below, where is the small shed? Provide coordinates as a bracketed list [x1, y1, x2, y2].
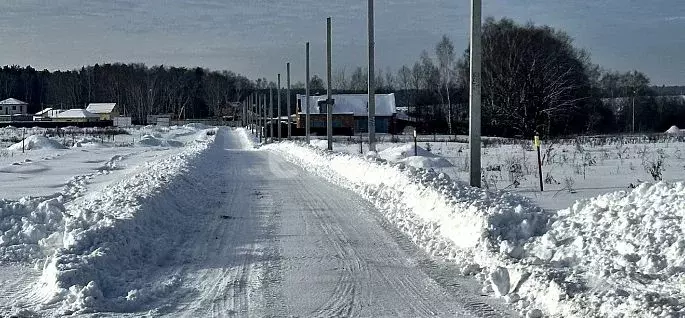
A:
[86, 103, 119, 120]
[0, 98, 28, 116]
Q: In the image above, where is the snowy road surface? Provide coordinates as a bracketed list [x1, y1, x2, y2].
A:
[0, 128, 515, 317]
[141, 129, 512, 317]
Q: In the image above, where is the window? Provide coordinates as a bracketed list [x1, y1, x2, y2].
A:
[12, 106, 16, 110]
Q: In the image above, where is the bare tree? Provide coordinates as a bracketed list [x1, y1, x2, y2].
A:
[436, 35, 456, 134]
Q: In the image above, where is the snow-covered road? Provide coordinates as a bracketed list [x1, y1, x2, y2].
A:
[148, 129, 513, 317]
[1, 128, 516, 317]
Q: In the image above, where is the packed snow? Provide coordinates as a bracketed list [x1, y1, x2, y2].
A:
[263, 139, 685, 317]
[8, 135, 66, 151]
[4, 123, 685, 317]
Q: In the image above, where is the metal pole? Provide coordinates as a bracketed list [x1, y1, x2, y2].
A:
[305, 42, 311, 144]
[269, 86, 273, 143]
[632, 91, 635, 133]
[277, 73, 282, 141]
[469, 0, 482, 188]
[368, 0, 376, 152]
[326, 17, 333, 151]
[287, 62, 292, 139]
[259, 93, 263, 143]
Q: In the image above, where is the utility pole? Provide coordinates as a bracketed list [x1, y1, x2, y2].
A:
[632, 89, 636, 133]
[469, 0, 482, 188]
[326, 17, 333, 151]
[277, 73, 282, 141]
[269, 85, 274, 143]
[287, 62, 292, 139]
[368, 0, 376, 152]
[259, 93, 263, 143]
[305, 42, 311, 144]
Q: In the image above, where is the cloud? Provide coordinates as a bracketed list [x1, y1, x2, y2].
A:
[665, 16, 685, 22]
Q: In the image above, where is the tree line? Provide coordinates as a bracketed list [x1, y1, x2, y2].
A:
[0, 63, 253, 122]
[1, 17, 682, 135]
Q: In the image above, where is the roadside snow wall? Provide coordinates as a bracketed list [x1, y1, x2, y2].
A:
[264, 141, 685, 318]
[34, 128, 218, 314]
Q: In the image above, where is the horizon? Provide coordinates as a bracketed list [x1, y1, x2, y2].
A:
[0, 1, 682, 85]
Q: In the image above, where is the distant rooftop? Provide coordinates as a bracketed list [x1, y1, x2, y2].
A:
[86, 103, 117, 114]
[0, 98, 28, 105]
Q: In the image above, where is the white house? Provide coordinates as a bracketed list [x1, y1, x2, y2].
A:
[86, 103, 118, 120]
[0, 98, 28, 116]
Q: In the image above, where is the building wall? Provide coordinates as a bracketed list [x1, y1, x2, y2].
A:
[296, 113, 354, 129]
[0, 104, 27, 116]
[354, 116, 392, 133]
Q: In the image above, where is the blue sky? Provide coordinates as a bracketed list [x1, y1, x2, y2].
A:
[0, 0, 682, 85]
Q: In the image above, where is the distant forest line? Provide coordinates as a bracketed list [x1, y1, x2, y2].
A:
[0, 18, 683, 137]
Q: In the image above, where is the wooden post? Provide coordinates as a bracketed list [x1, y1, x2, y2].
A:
[414, 129, 418, 156]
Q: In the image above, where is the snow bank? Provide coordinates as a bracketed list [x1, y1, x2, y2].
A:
[33, 128, 218, 314]
[666, 125, 682, 134]
[8, 135, 66, 151]
[378, 143, 453, 169]
[137, 134, 184, 147]
[0, 197, 65, 263]
[0, 155, 126, 265]
[265, 141, 685, 317]
[522, 182, 685, 317]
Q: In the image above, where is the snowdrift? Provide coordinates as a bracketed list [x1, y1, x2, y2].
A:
[33, 128, 218, 314]
[666, 125, 682, 134]
[378, 143, 453, 169]
[8, 135, 66, 151]
[264, 141, 685, 318]
[137, 134, 184, 147]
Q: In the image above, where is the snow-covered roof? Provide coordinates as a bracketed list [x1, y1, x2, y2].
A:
[34, 108, 53, 116]
[0, 98, 28, 105]
[297, 94, 396, 116]
[55, 109, 100, 118]
[86, 103, 117, 114]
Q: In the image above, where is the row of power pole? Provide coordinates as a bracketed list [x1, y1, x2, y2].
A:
[239, 0, 482, 188]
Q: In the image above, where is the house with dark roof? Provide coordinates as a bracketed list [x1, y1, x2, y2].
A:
[295, 93, 397, 134]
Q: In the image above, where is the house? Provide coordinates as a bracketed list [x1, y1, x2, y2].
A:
[0, 98, 28, 116]
[86, 103, 118, 120]
[54, 109, 100, 122]
[33, 108, 64, 121]
[296, 93, 397, 133]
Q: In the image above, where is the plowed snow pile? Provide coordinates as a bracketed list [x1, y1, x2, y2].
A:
[263, 139, 685, 318]
[8, 135, 66, 151]
[378, 143, 453, 169]
[6, 128, 218, 315]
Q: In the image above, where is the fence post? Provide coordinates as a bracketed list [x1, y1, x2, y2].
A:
[535, 134, 543, 191]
